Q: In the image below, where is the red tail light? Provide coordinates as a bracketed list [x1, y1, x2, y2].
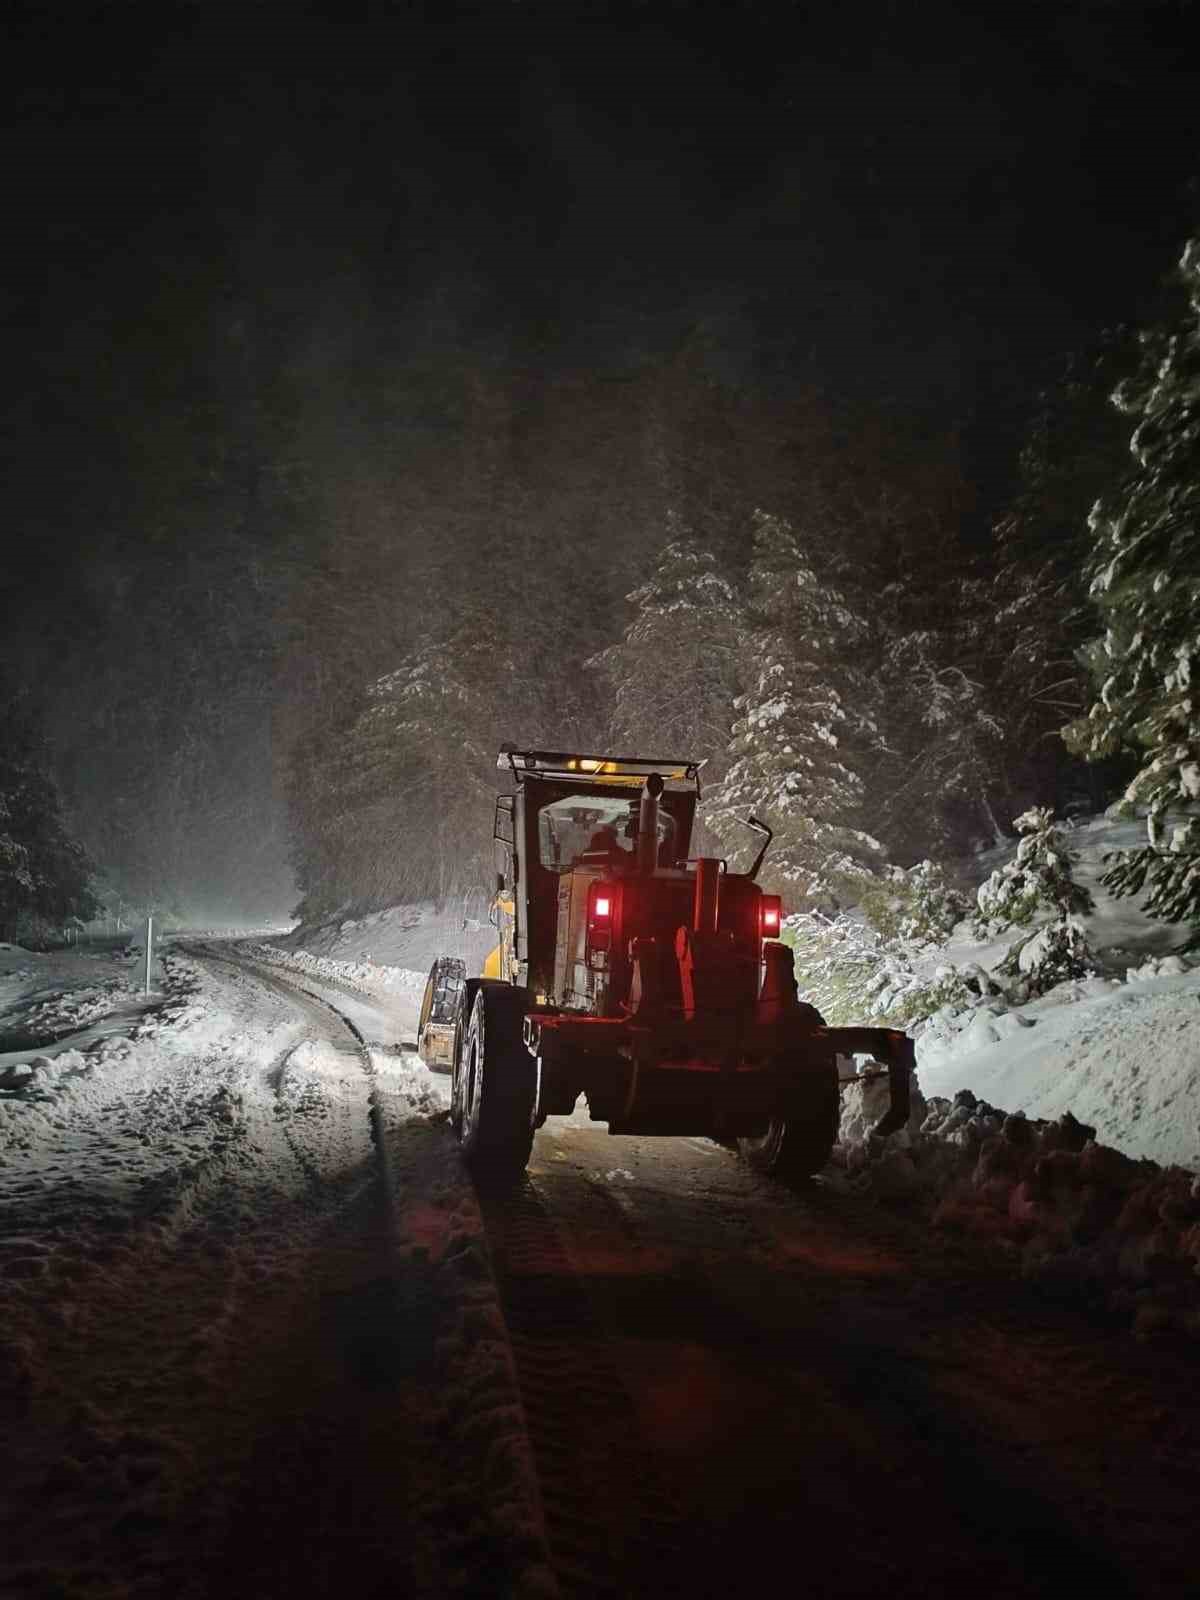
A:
[760, 895, 782, 937]
[587, 881, 617, 965]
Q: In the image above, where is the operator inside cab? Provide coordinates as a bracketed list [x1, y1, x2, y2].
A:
[583, 809, 675, 870]
[538, 791, 677, 874]
[583, 822, 630, 868]
[586, 823, 623, 854]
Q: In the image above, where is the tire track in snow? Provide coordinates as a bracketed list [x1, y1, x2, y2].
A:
[479, 1177, 689, 1599]
[2, 948, 418, 1600]
[188, 946, 559, 1600]
[191, 943, 406, 1194]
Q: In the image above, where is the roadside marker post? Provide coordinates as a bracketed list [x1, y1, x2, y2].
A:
[145, 915, 153, 995]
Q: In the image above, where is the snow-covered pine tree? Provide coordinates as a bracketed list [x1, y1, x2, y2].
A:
[1064, 236, 1200, 946]
[358, 636, 497, 903]
[856, 858, 969, 946]
[974, 806, 1096, 991]
[876, 628, 1007, 854]
[288, 610, 504, 919]
[785, 900, 972, 1027]
[984, 335, 1138, 810]
[704, 510, 882, 905]
[589, 517, 741, 763]
[0, 691, 98, 940]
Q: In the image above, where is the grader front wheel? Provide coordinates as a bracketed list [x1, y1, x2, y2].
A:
[417, 955, 466, 1073]
[738, 1057, 840, 1182]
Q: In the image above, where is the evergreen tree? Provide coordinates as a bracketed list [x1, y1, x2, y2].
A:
[979, 333, 1140, 813]
[974, 806, 1096, 992]
[0, 693, 98, 940]
[589, 518, 741, 763]
[876, 628, 1007, 854]
[705, 510, 882, 904]
[287, 617, 501, 919]
[856, 858, 970, 946]
[1065, 236, 1200, 945]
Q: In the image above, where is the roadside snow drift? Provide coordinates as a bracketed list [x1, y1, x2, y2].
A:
[917, 971, 1200, 1170]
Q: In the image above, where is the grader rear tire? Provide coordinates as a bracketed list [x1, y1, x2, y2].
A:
[738, 1057, 840, 1182]
[455, 982, 536, 1185]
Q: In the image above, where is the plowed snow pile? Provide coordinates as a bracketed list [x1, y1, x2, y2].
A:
[834, 1073, 1200, 1342]
[825, 812, 1200, 1338]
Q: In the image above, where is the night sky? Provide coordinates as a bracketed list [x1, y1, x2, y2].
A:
[9, 4, 1199, 504]
[4, 0, 1198, 917]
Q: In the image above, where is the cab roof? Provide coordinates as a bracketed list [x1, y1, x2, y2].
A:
[498, 746, 703, 789]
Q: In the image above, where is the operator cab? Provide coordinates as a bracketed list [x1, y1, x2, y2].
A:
[493, 749, 703, 998]
[537, 792, 679, 873]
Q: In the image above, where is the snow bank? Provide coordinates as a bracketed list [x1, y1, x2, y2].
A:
[834, 1072, 1200, 1343]
[915, 970, 1200, 1169]
[242, 938, 425, 1004]
[0, 939, 166, 1060]
[827, 813, 1200, 1341]
[271, 899, 498, 979]
[244, 904, 494, 1048]
[830, 813, 1200, 1172]
[0, 953, 293, 1229]
[233, 940, 427, 1054]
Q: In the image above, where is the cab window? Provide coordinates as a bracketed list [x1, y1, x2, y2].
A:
[536, 793, 675, 871]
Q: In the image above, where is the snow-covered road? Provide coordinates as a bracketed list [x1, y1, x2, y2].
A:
[3, 939, 1200, 1599]
[492, 1117, 1200, 1599]
[1, 944, 549, 1600]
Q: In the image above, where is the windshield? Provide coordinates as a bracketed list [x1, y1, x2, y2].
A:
[537, 792, 676, 872]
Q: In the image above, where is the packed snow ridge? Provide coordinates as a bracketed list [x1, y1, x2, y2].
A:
[834, 1070, 1200, 1342]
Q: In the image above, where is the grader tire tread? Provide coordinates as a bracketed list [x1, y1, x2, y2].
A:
[738, 1057, 840, 1182]
[456, 982, 536, 1186]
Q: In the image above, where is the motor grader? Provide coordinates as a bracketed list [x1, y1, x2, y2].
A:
[418, 747, 914, 1183]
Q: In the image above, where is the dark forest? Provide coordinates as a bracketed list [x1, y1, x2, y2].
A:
[3, 0, 1198, 939]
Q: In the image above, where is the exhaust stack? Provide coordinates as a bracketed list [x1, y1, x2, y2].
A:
[637, 773, 664, 873]
[693, 858, 720, 932]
